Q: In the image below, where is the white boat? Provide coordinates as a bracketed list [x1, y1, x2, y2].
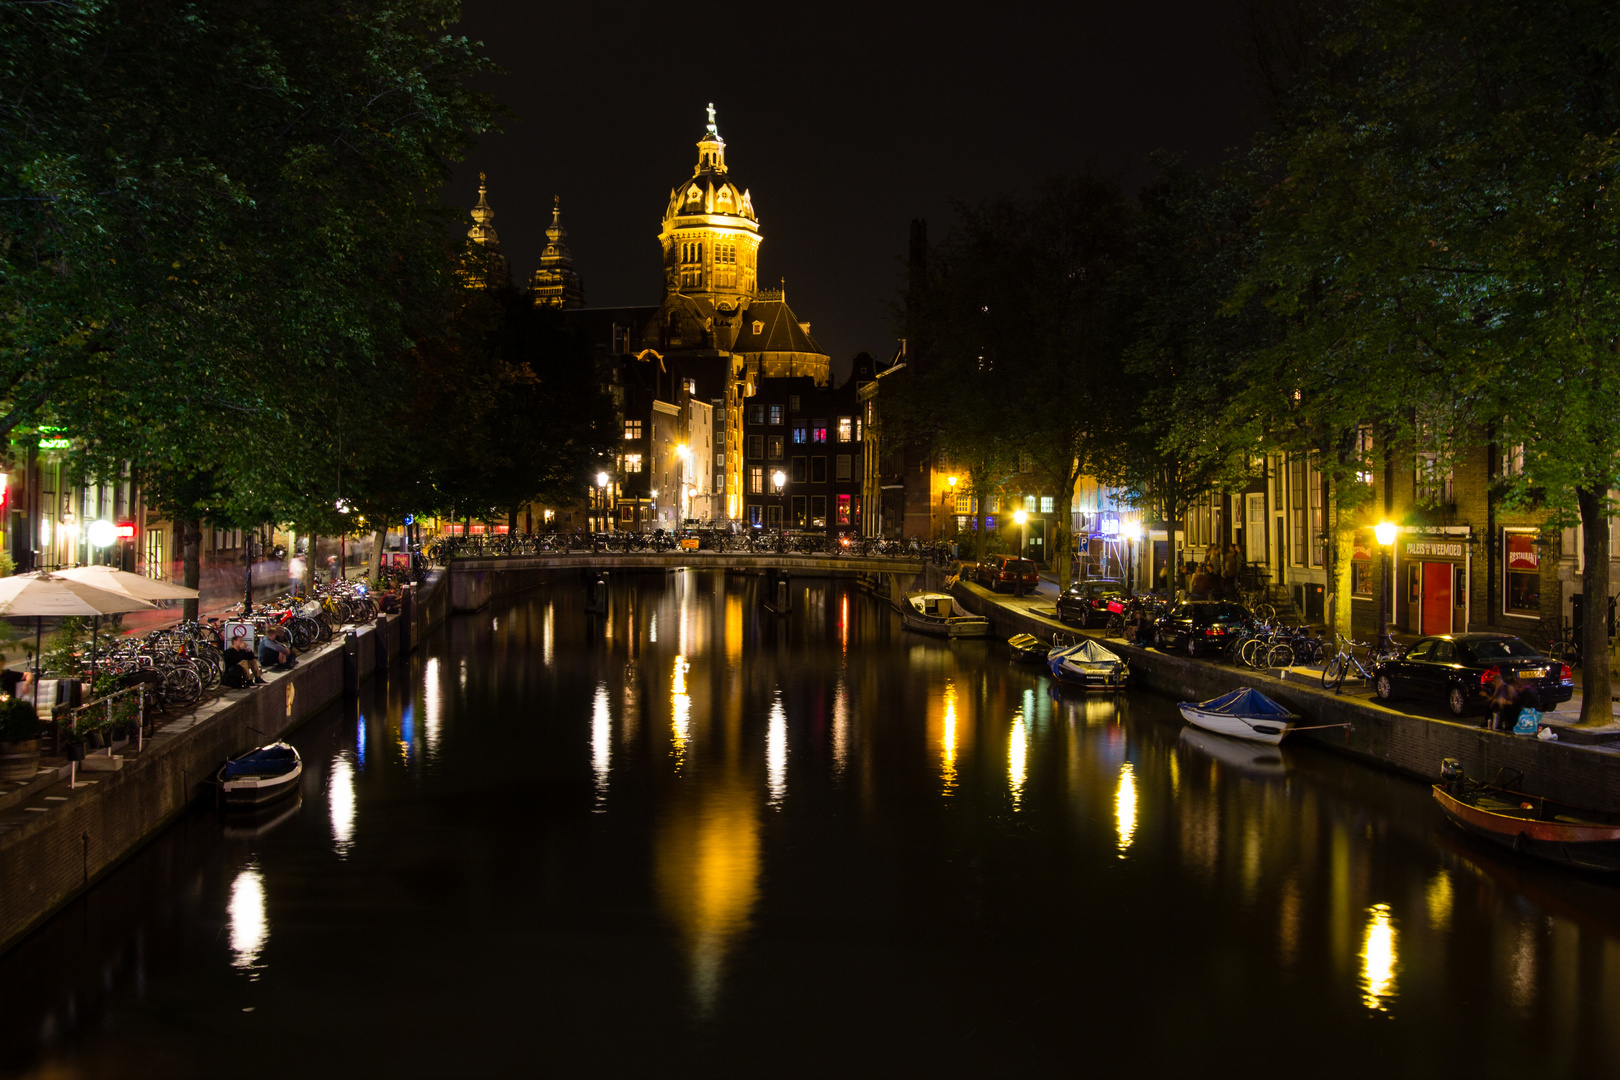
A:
[902, 592, 991, 637]
[217, 741, 302, 808]
[1178, 726, 1289, 777]
[1047, 637, 1129, 690]
[1177, 688, 1298, 745]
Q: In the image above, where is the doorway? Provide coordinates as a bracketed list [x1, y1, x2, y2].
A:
[1026, 520, 1046, 564]
[1245, 494, 1266, 565]
[1420, 562, 1453, 635]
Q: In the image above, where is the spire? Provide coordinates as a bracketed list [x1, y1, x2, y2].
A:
[695, 103, 726, 175]
[468, 172, 499, 247]
[531, 195, 584, 309]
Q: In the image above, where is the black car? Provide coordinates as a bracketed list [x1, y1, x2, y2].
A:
[974, 556, 1040, 593]
[1371, 633, 1574, 717]
[1148, 600, 1250, 658]
[1056, 579, 1126, 627]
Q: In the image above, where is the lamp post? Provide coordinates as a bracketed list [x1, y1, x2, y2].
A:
[1122, 520, 1143, 595]
[596, 471, 609, 533]
[1375, 521, 1397, 652]
[772, 469, 787, 545]
[676, 444, 692, 526]
[1012, 509, 1029, 597]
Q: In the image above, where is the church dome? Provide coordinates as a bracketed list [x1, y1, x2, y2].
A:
[662, 103, 758, 227]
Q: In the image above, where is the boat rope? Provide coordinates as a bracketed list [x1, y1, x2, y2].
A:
[1284, 722, 1353, 732]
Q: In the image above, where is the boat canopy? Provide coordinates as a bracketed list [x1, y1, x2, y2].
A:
[1194, 688, 1294, 718]
[1051, 639, 1122, 665]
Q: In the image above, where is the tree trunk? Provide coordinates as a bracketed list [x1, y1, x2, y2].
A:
[1576, 485, 1611, 725]
[181, 520, 201, 622]
[368, 520, 388, 584]
[1328, 487, 1354, 639]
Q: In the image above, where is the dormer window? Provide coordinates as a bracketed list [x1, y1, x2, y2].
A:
[752, 321, 764, 335]
[686, 185, 702, 206]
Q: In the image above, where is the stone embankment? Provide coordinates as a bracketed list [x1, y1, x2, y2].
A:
[948, 579, 1620, 814]
[0, 573, 450, 956]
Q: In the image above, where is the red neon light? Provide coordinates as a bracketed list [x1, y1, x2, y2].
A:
[114, 523, 136, 539]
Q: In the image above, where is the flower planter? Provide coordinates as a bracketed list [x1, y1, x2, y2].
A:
[0, 738, 40, 782]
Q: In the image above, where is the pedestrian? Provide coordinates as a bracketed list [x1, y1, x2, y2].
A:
[1489, 669, 1523, 732]
[288, 553, 307, 597]
[1221, 543, 1241, 600]
[325, 554, 338, 583]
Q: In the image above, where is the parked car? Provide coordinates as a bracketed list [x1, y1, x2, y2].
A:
[1371, 633, 1574, 717]
[975, 556, 1040, 593]
[1056, 579, 1127, 627]
[1147, 600, 1250, 658]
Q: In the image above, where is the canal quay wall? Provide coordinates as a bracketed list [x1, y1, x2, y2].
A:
[948, 580, 1620, 814]
[0, 572, 451, 957]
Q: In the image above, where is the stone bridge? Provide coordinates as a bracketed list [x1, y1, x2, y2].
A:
[446, 553, 931, 613]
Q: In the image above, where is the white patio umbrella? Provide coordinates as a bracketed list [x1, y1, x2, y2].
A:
[52, 564, 200, 601]
[0, 572, 157, 706]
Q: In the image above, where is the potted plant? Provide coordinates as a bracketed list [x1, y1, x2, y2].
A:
[0, 694, 42, 781]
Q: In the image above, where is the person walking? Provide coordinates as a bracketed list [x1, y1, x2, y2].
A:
[1221, 543, 1241, 601]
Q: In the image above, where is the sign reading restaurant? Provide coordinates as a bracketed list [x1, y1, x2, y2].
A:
[1405, 540, 1465, 558]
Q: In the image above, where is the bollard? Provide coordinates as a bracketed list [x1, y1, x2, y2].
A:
[776, 575, 790, 613]
[342, 628, 360, 695]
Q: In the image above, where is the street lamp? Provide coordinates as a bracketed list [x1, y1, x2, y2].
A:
[1013, 509, 1029, 597]
[676, 444, 692, 525]
[596, 471, 609, 533]
[772, 469, 787, 542]
[1375, 521, 1397, 651]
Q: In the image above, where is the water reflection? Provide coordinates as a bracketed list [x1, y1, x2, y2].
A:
[1360, 903, 1398, 1011]
[423, 656, 443, 759]
[767, 693, 787, 808]
[1115, 761, 1138, 856]
[228, 867, 268, 977]
[591, 682, 611, 810]
[655, 780, 761, 1017]
[831, 674, 850, 780]
[1426, 870, 1453, 931]
[1008, 712, 1027, 811]
[939, 681, 960, 796]
[671, 656, 691, 767]
[329, 754, 356, 856]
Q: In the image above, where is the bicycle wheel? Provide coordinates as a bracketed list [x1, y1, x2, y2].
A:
[1105, 612, 1125, 637]
[1267, 643, 1295, 669]
[1239, 638, 1262, 669]
[1546, 640, 1577, 666]
[1253, 602, 1276, 620]
[1321, 655, 1346, 689]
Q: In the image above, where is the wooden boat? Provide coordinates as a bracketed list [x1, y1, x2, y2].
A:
[1008, 633, 1048, 663]
[1178, 726, 1288, 777]
[217, 741, 302, 808]
[1432, 760, 1620, 873]
[1177, 688, 1297, 744]
[901, 592, 991, 638]
[1047, 638, 1129, 690]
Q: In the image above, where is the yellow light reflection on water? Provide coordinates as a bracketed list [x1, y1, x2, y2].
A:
[840, 593, 849, 654]
[1115, 762, 1138, 856]
[591, 682, 611, 810]
[329, 754, 355, 857]
[423, 656, 443, 758]
[229, 867, 268, 976]
[1008, 712, 1028, 810]
[940, 681, 959, 795]
[1425, 870, 1453, 931]
[767, 693, 787, 807]
[671, 656, 691, 767]
[831, 675, 849, 779]
[725, 594, 742, 667]
[654, 781, 761, 1017]
[1360, 903, 1398, 1011]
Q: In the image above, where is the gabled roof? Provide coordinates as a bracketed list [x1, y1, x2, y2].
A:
[733, 299, 824, 356]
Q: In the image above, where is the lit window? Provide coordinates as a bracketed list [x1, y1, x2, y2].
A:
[748, 504, 762, 525]
[624, 454, 643, 473]
[769, 436, 785, 459]
[792, 422, 807, 445]
[620, 505, 634, 522]
[715, 451, 725, 466]
[811, 420, 827, 443]
[837, 494, 852, 525]
[955, 493, 972, 514]
[1024, 495, 1037, 512]
[855, 418, 862, 442]
[838, 417, 853, 442]
[1041, 496, 1054, 514]
[624, 419, 642, 440]
[749, 467, 764, 494]
[769, 405, 784, 425]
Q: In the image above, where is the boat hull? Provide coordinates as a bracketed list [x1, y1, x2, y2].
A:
[902, 611, 990, 637]
[218, 760, 303, 807]
[1049, 661, 1128, 690]
[1178, 704, 1291, 745]
[1432, 785, 1620, 873]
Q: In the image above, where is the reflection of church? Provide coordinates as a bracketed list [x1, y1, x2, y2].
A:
[467, 106, 866, 531]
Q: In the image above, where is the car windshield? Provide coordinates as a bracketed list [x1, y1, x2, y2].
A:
[1461, 639, 1543, 662]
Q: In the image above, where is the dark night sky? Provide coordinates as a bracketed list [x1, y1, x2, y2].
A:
[446, 1, 1263, 380]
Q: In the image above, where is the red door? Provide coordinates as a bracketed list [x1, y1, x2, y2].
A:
[1421, 562, 1453, 635]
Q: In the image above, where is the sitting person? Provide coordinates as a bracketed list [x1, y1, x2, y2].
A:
[1489, 669, 1523, 732]
[222, 640, 264, 688]
[257, 626, 297, 671]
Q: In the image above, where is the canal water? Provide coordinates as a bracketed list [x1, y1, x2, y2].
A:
[3, 571, 1620, 1078]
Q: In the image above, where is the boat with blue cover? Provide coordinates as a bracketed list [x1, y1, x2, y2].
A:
[216, 741, 302, 807]
[1177, 688, 1298, 744]
[1047, 638, 1129, 690]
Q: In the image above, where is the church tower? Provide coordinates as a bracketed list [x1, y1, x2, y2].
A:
[462, 173, 509, 289]
[658, 104, 761, 308]
[531, 196, 585, 308]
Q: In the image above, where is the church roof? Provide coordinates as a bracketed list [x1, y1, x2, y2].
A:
[734, 298, 824, 355]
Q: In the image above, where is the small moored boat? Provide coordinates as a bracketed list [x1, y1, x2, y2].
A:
[217, 742, 302, 808]
[1177, 688, 1297, 744]
[901, 592, 991, 638]
[1008, 633, 1049, 663]
[1047, 638, 1130, 690]
[1432, 759, 1620, 873]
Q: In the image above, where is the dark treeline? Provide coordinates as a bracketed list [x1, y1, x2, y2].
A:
[887, 0, 1620, 721]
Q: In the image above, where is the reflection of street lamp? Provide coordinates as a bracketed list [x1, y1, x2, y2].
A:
[596, 471, 609, 532]
[1375, 521, 1397, 650]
